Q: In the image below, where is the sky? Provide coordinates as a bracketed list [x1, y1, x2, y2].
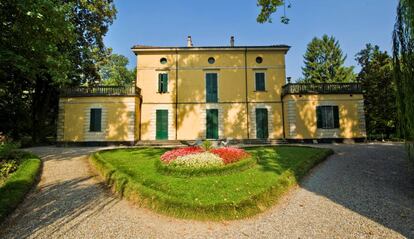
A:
[104, 0, 398, 81]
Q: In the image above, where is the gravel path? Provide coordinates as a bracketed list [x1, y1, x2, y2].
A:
[0, 143, 413, 238]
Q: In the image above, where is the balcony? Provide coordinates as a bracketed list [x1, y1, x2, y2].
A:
[282, 83, 362, 97]
[60, 85, 141, 97]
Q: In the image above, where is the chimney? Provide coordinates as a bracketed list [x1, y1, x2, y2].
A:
[187, 36, 193, 47]
[230, 36, 235, 47]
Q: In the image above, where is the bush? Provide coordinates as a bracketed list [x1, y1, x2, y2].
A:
[201, 140, 213, 151]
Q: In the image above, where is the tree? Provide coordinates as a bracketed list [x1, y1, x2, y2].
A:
[355, 44, 396, 139]
[98, 51, 135, 86]
[0, 0, 117, 143]
[301, 35, 355, 83]
[393, 0, 414, 162]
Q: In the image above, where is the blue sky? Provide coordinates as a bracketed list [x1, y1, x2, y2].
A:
[104, 0, 398, 81]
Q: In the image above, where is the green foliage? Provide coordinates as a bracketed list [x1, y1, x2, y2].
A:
[155, 156, 256, 177]
[201, 140, 213, 151]
[98, 49, 135, 86]
[355, 44, 396, 138]
[393, 0, 414, 162]
[301, 35, 355, 83]
[0, 153, 41, 222]
[0, 0, 117, 143]
[90, 146, 333, 220]
[256, 0, 285, 23]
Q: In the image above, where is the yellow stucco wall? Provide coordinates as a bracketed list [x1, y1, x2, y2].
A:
[58, 96, 139, 142]
[283, 94, 366, 139]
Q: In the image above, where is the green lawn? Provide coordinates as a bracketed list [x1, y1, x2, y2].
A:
[91, 146, 333, 220]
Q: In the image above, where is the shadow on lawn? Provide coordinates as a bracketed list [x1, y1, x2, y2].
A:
[299, 143, 414, 238]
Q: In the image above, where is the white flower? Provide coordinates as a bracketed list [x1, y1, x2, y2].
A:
[171, 152, 224, 168]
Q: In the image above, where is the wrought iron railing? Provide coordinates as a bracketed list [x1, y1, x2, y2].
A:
[282, 83, 362, 96]
[60, 85, 141, 97]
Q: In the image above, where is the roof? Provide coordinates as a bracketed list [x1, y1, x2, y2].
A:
[131, 44, 291, 53]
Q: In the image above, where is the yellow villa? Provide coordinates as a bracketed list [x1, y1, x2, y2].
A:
[57, 36, 366, 145]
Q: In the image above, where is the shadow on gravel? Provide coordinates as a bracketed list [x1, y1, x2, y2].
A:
[0, 176, 118, 238]
[300, 143, 414, 237]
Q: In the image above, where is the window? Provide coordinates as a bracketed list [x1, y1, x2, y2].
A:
[256, 56, 263, 64]
[316, 106, 340, 129]
[158, 73, 168, 93]
[156, 110, 168, 140]
[208, 57, 215, 64]
[206, 109, 219, 139]
[89, 108, 102, 132]
[206, 73, 218, 103]
[160, 57, 167, 64]
[255, 72, 266, 91]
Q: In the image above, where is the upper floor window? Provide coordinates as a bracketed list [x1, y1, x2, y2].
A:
[206, 73, 218, 103]
[256, 56, 263, 64]
[160, 58, 167, 64]
[255, 72, 266, 91]
[316, 106, 340, 129]
[89, 108, 102, 132]
[158, 73, 168, 93]
[208, 57, 215, 64]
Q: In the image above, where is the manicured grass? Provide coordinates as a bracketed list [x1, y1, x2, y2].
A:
[90, 146, 333, 220]
[0, 152, 42, 222]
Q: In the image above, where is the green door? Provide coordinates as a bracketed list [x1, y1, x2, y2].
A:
[156, 110, 168, 140]
[256, 108, 268, 139]
[206, 73, 218, 103]
[206, 109, 219, 139]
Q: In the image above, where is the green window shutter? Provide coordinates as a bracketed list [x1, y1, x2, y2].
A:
[206, 109, 219, 139]
[90, 109, 102, 132]
[156, 110, 168, 140]
[256, 108, 268, 139]
[333, 106, 340, 128]
[255, 72, 265, 91]
[158, 74, 162, 93]
[316, 106, 323, 129]
[162, 74, 168, 92]
[206, 73, 218, 103]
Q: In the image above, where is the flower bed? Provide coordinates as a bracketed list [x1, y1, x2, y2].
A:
[157, 146, 254, 177]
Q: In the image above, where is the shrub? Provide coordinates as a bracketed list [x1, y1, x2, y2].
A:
[210, 147, 250, 164]
[201, 140, 213, 151]
[0, 142, 21, 160]
[160, 146, 204, 163]
[170, 152, 224, 168]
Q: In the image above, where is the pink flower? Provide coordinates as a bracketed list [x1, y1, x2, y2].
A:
[160, 146, 204, 163]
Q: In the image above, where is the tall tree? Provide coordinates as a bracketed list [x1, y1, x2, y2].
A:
[98, 50, 135, 86]
[0, 0, 117, 143]
[356, 44, 396, 139]
[393, 0, 414, 162]
[301, 35, 355, 83]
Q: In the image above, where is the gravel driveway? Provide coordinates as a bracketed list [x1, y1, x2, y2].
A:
[0, 143, 413, 238]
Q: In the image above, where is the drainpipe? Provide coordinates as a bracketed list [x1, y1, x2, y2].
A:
[244, 48, 250, 139]
[175, 49, 178, 140]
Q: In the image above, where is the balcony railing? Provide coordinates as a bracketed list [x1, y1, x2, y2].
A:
[60, 85, 141, 97]
[282, 83, 362, 96]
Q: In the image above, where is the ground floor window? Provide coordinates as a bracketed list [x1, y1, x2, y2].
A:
[156, 110, 168, 140]
[256, 108, 269, 139]
[89, 108, 102, 132]
[316, 106, 340, 129]
[206, 109, 219, 139]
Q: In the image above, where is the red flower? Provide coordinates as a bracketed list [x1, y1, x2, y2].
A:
[160, 146, 204, 163]
[210, 147, 250, 164]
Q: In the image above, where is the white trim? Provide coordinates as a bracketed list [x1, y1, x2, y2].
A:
[287, 100, 297, 137]
[254, 71, 267, 91]
[137, 65, 285, 71]
[205, 71, 219, 103]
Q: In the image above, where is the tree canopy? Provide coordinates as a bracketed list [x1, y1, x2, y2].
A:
[355, 44, 396, 138]
[0, 0, 117, 143]
[301, 35, 355, 83]
[98, 50, 135, 86]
